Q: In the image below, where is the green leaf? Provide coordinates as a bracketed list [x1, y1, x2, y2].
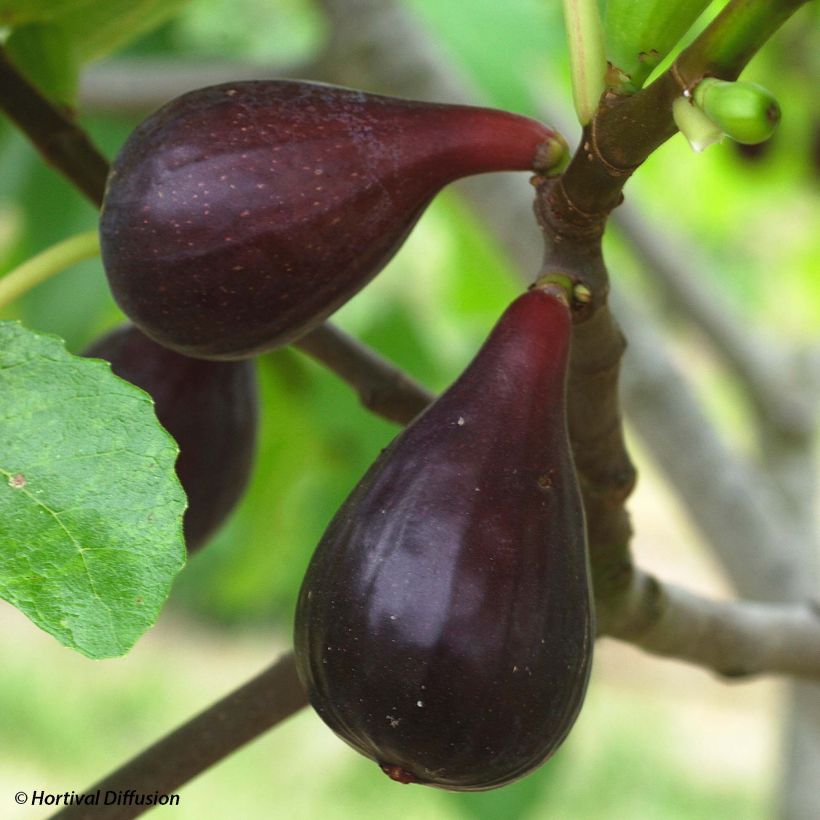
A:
[4, 22, 79, 106]
[604, 0, 712, 90]
[0, 0, 84, 27]
[0, 0, 191, 62]
[0, 321, 186, 659]
[57, 0, 191, 62]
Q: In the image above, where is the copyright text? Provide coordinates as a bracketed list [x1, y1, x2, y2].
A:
[14, 790, 180, 808]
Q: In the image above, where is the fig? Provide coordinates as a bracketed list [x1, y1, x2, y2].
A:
[99, 80, 567, 359]
[83, 324, 258, 553]
[693, 78, 781, 145]
[294, 286, 593, 790]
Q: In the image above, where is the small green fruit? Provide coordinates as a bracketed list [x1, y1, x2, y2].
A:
[694, 78, 781, 145]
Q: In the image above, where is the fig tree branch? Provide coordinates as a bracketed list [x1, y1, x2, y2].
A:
[600, 568, 820, 680]
[0, 46, 109, 207]
[611, 204, 815, 440]
[676, 0, 811, 81]
[613, 286, 813, 603]
[49, 570, 820, 820]
[292, 323, 433, 425]
[50, 653, 307, 820]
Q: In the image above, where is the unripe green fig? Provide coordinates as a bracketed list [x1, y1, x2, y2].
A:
[294, 286, 593, 790]
[694, 78, 781, 145]
[100, 80, 567, 360]
[83, 325, 258, 553]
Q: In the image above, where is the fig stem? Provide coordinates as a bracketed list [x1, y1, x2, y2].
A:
[532, 272, 573, 306]
[0, 230, 100, 310]
[293, 323, 434, 425]
[534, 133, 571, 175]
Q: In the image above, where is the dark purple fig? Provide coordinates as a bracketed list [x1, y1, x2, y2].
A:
[99, 80, 567, 360]
[83, 324, 258, 553]
[294, 286, 593, 790]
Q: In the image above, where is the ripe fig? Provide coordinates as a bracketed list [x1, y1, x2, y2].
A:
[99, 80, 567, 359]
[294, 286, 593, 790]
[83, 324, 258, 553]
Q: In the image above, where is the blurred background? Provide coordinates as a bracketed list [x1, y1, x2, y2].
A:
[0, 0, 818, 817]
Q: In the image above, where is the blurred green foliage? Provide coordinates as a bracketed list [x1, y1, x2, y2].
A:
[0, 0, 816, 816]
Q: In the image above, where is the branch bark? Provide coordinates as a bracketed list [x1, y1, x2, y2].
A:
[600, 569, 820, 679]
[51, 653, 306, 820]
[292, 324, 433, 425]
[0, 47, 108, 207]
[611, 204, 815, 439]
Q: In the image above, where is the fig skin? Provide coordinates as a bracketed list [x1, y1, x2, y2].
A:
[99, 80, 565, 360]
[294, 288, 593, 791]
[83, 324, 258, 553]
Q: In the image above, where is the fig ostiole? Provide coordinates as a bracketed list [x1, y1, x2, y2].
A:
[294, 286, 593, 791]
[100, 80, 567, 360]
[83, 324, 258, 553]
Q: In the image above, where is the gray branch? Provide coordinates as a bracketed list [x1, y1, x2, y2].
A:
[601, 568, 820, 679]
[612, 204, 815, 439]
[613, 288, 811, 601]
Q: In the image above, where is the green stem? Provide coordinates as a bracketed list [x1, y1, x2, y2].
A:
[0, 230, 100, 310]
[676, 0, 810, 83]
[562, 0, 607, 125]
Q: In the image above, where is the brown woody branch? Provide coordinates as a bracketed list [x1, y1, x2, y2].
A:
[292, 323, 433, 425]
[529, 0, 810, 596]
[51, 653, 307, 820]
[0, 47, 109, 207]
